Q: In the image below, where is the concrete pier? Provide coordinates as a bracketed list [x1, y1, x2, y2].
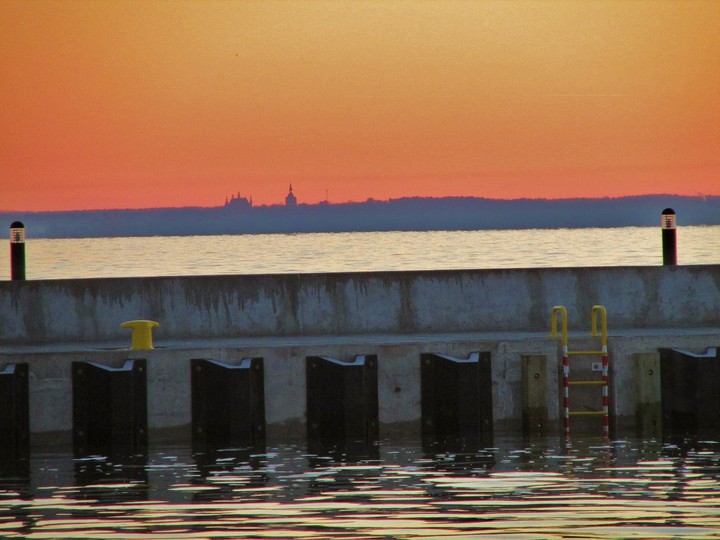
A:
[1, 265, 719, 451]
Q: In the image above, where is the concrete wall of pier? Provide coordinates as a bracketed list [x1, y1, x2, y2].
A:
[1, 266, 719, 344]
[2, 265, 720, 448]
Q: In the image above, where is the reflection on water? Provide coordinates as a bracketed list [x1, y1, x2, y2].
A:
[2, 437, 720, 538]
[1, 225, 718, 280]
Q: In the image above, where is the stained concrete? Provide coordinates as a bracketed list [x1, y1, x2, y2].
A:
[1, 266, 719, 449]
[2, 327, 719, 450]
[1, 266, 719, 344]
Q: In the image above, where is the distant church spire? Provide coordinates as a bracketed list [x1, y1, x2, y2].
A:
[285, 183, 297, 207]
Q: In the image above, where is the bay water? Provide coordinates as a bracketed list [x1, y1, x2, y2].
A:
[2, 226, 720, 537]
[3, 437, 720, 538]
[1, 225, 719, 281]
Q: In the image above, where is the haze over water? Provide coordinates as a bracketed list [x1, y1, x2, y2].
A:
[2, 226, 718, 281]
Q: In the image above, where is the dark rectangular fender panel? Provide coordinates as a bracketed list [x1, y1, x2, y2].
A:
[72, 359, 147, 457]
[191, 357, 265, 453]
[660, 347, 720, 439]
[421, 352, 493, 451]
[306, 355, 379, 457]
[0, 363, 30, 461]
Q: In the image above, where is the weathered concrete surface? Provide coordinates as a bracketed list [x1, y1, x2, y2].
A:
[2, 266, 719, 449]
[1, 266, 719, 344]
[4, 328, 720, 450]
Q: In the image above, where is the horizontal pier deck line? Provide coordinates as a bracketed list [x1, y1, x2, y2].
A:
[2, 326, 719, 355]
[1, 265, 719, 344]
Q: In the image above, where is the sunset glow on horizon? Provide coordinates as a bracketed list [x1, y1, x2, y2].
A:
[2, 0, 719, 212]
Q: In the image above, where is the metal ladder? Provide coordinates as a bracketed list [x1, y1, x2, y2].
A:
[551, 305, 609, 438]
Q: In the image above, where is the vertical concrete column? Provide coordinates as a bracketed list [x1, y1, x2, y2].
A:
[635, 353, 661, 439]
[521, 355, 547, 438]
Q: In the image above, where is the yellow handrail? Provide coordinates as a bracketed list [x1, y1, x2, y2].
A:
[551, 305, 608, 347]
[591, 305, 607, 348]
[550, 305, 568, 347]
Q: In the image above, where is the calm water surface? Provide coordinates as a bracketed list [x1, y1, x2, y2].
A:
[1, 226, 719, 280]
[3, 227, 720, 537]
[2, 437, 720, 538]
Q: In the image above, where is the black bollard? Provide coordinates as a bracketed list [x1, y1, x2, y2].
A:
[661, 208, 677, 266]
[10, 221, 26, 280]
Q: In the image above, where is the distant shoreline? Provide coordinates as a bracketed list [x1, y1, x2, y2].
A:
[3, 195, 719, 239]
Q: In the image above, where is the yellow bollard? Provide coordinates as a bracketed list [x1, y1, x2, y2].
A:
[121, 320, 159, 350]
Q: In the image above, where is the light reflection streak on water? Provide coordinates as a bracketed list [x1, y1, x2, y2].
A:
[2, 439, 720, 538]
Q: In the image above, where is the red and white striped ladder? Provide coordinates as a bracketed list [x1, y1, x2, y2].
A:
[551, 305, 610, 439]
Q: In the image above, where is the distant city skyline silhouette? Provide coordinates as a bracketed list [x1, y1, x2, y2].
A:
[223, 183, 331, 209]
[3, 194, 719, 239]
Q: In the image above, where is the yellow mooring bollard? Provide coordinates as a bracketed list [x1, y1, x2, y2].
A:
[121, 320, 159, 350]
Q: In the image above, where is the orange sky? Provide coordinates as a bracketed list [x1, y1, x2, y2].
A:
[1, 0, 719, 211]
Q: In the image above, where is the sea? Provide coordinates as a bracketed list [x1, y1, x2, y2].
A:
[2, 225, 720, 538]
[1, 225, 719, 280]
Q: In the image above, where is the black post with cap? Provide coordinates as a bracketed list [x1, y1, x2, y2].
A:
[10, 221, 26, 280]
[661, 208, 677, 266]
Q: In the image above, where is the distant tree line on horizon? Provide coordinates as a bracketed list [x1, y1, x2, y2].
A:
[2, 195, 719, 239]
